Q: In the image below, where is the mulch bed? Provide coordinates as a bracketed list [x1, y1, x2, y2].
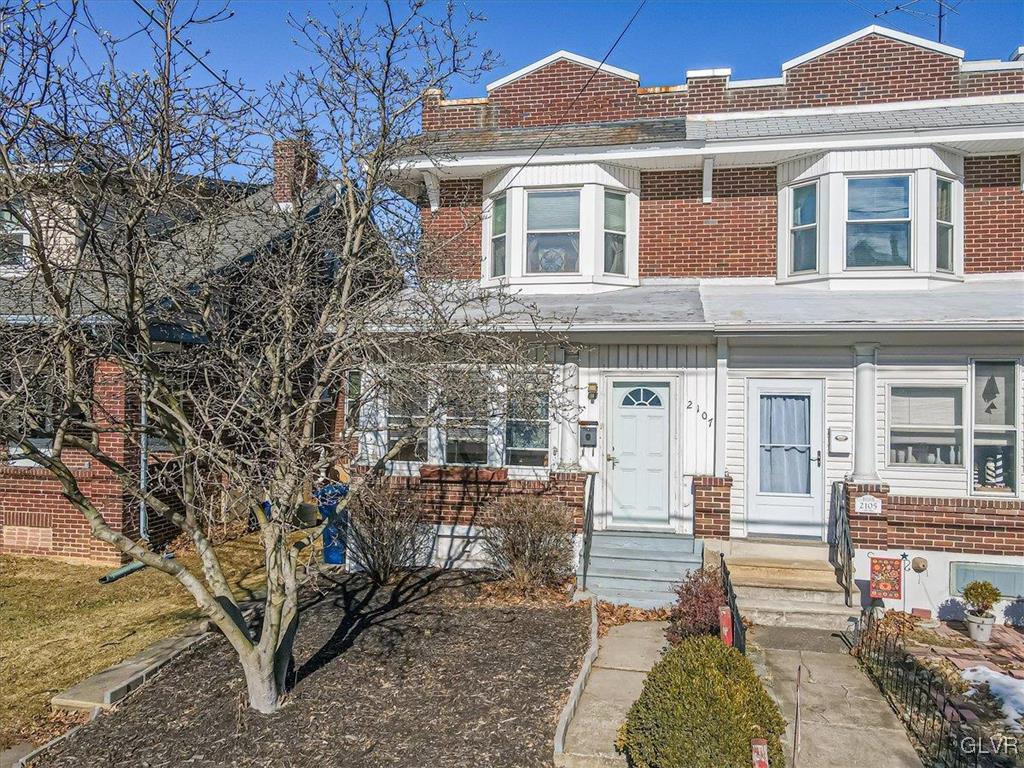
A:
[32, 570, 590, 768]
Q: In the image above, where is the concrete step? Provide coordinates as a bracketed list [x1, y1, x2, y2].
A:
[725, 556, 836, 574]
[738, 597, 861, 631]
[584, 572, 683, 594]
[734, 582, 851, 607]
[714, 537, 829, 562]
[586, 556, 700, 581]
[590, 532, 702, 559]
[586, 586, 677, 609]
[729, 566, 844, 591]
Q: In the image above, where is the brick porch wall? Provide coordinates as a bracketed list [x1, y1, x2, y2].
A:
[693, 475, 733, 538]
[383, 469, 589, 531]
[845, 481, 1024, 556]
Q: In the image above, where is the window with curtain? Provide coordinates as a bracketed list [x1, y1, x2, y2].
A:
[505, 386, 549, 467]
[490, 194, 506, 278]
[973, 361, 1017, 494]
[0, 200, 29, 272]
[603, 190, 626, 275]
[759, 394, 811, 494]
[526, 190, 580, 273]
[888, 386, 963, 466]
[936, 178, 954, 272]
[386, 389, 430, 462]
[790, 182, 817, 273]
[846, 175, 912, 268]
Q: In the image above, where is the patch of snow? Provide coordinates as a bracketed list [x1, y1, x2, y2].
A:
[961, 666, 1024, 731]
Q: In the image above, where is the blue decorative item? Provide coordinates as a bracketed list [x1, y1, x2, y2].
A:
[315, 483, 349, 565]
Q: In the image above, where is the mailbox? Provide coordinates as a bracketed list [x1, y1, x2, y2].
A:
[579, 422, 598, 448]
[829, 427, 851, 456]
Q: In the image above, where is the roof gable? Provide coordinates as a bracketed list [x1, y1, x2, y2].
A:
[485, 50, 639, 93]
[783, 25, 964, 71]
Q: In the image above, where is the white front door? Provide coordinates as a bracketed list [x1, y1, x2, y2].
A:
[608, 382, 671, 528]
[747, 379, 825, 539]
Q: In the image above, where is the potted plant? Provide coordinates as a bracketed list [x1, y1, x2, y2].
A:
[962, 580, 1001, 643]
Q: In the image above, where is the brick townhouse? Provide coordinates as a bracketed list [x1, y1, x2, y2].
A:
[379, 25, 1024, 624]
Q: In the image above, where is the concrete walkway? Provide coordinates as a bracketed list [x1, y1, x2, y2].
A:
[557, 621, 668, 767]
[750, 625, 922, 768]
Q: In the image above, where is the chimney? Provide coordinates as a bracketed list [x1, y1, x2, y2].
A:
[272, 135, 318, 205]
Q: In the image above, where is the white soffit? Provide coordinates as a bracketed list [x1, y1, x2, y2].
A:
[486, 50, 640, 92]
[782, 25, 964, 71]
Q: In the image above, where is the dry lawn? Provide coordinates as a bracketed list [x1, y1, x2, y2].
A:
[0, 537, 267, 749]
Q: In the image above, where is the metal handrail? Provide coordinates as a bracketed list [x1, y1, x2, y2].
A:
[719, 553, 747, 655]
[579, 472, 596, 590]
[830, 480, 855, 607]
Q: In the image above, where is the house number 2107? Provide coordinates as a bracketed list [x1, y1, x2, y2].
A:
[686, 400, 714, 428]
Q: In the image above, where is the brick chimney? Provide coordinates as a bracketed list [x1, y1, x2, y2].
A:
[272, 136, 318, 205]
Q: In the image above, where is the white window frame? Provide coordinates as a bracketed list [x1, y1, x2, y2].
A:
[0, 203, 30, 276]
[885, 383, 965, 470]
[489, 193, 507, 279]
[968, 358, 1021, 498]
[602, 189, 627, 276]
[524, 187, 582, 276]
[935, 176, 955, 274]
[789, 180, 819, 275]
[844, 173, 914, 271]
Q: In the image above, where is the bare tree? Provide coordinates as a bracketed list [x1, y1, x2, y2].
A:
[0, 0, 568, 712]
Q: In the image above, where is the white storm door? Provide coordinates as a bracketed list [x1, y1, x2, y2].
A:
[747, 380, 824, 539]
[609, 382, 671, 528]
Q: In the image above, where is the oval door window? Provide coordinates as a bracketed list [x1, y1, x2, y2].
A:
[621, 387, 662, 407]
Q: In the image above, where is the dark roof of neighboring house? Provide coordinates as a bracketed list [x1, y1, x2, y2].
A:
[421, 119, 690, 155]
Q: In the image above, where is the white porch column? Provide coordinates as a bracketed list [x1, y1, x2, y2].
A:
[851, 343, 881, 484]
[558, 359, 580, 469]
[714, 338, 728, 476]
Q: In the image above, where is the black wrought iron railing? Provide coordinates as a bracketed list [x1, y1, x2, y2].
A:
[856, 614, 1018, 768]
[719, 553, 746, 655]
[579, 472, 596, 590]
[830, 480, 855, 607]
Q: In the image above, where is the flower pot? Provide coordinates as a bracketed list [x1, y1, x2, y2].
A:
[965, 611, 996, 643]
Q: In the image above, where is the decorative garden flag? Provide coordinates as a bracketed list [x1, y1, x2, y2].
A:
[869, 556, 902, 599]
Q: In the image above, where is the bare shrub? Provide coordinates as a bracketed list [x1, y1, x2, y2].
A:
[346, 485, 429, 585]
[665, 567, 726, 644]
[481, 496, 575, 590]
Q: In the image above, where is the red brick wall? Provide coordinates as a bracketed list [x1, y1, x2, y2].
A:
[419, 179, 483, 280]
[423, 34, 1024, 129]
[384, 470, 588, 530]
[0, 360, 135, 564]
[964, 155, 1024, 273]
[693, 475, 733, 538]
[845, 482, 1024, 556]
[639, 168, 776, 277]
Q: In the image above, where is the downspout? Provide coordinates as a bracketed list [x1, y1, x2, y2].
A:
[139, 373, 150, 542]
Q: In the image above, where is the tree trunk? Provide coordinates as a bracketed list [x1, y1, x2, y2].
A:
[241, 651, 285, 714]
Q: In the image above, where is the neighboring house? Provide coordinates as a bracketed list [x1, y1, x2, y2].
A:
[0, 141, 336, 563]
[385, 25, 1024, 622]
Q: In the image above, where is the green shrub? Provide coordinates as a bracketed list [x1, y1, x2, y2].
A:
[962, 580, 1001, 616]
[617, 636, 786, 768]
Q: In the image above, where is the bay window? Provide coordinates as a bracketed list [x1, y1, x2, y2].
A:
[526, 190, 580, 274]
[846, 175, 912, 268]
[603, 190, 626, 275]
[972, 361, 1017, 494]
[888, 386, 963, 466]
[790, 182, 817, 273]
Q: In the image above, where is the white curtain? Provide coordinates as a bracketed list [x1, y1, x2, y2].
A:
[759, 394, 810, 494]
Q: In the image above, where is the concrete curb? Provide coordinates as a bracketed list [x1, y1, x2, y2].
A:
[554, 597, 600, 757]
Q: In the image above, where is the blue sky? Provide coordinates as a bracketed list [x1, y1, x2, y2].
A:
[78, 0, 1022, 99]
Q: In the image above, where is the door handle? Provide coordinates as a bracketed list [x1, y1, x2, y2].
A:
[606, 452, 618, 465]
[815, 450, 822, 467]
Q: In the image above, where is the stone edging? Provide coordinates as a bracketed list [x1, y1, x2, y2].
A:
[553, 597, 600, 757]
[16, 621, 220, 768]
